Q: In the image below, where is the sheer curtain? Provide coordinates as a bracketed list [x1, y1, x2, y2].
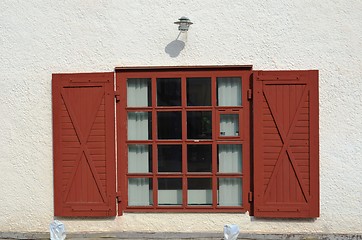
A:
[128, 145, 149, 173]
[127, 79, 151, 205]
[187, 179, 212, 205]
[219, 144, 242, 173]
[158, 190, 182, 205]
[218, 145, 242, 206]
[219, 178, 242, 206]
[220, 114, 239, 136]
[127, 78, 149, 107]
[128, 146, 151, 205]
[187, 189, 212, 205]
[128, 178, 152, 206]
[127, 79, 149, 140]
[128, 112, 149, 140]
[217, 77, 242, 106]
[157, 179, 182, 205]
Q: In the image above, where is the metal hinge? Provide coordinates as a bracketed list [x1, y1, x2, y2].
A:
[114, 91, 120, 102]
[248, 192, 253, 202]
[116, 192, 122, 203]
[247, 89, 252, 100]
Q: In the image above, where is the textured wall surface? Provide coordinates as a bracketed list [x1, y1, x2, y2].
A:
[1, 0, 361, 234]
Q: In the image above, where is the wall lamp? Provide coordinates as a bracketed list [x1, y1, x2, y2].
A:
[174, 16, 193, 32]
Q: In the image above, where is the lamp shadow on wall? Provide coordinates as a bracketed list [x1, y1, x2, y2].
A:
[165, 32, 185, 58]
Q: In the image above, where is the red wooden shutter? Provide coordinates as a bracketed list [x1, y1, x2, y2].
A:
[252, 70, 319, 218]
[52, 73, 116, 217]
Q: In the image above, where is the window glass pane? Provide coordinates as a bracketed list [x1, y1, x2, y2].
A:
[218, 144, 242, 173]
[128, 112, 152, 140]
[187, 145, 212, 172]
[157, 112, 182, 139]
[127, 78, 151, 107]
[187, 111, 212, 139]
[128, 178, 153, 206]
[217, 77, 242, 106]
[187, 178, 212, 205]
[158, 145, 182, 172]
[128, 145, 152, 173]
[187, 77, 211, 106]
[157, 78, 181, 106]
[220, 114, 239, 136]
[158, 178, 182, 205]
[218, 178, 242, 206]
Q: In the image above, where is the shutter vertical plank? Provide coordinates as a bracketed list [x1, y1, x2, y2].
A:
[252, 70, 319, 218]
[53, 73, 116, 217]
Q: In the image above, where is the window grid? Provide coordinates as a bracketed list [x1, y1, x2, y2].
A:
[120, 70, 250, 212]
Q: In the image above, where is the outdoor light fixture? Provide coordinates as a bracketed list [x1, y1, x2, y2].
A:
[174, 16, 193, 32]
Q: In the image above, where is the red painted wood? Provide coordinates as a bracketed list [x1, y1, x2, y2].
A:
[252, 70, 319, 218]
[53, 73, 116, 217]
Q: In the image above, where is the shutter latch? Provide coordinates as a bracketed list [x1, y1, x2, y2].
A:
[116, 192, 122, 203]
[247, 89, 252, 100]
[248, 192, 253, 202]
[115, 91, 120, 102]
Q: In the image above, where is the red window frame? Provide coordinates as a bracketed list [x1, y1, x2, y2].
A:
[116, 67, 252, 213]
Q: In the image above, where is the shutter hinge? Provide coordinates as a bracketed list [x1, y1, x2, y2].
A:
[114, 91, 120, 102]
[248, 192, 253, 202]
[116, 192, 122, 203]
[247, 89, 252, 100]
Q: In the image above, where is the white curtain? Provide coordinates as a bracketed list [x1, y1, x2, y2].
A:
[218, 178, 242, 206]
[128, 112, 149, 140]
[128, 145, 149, 173]
[127, 78, 149, 107]
[220, 114, 239, 136]
[128, 178, 151, 206]
[158, 190, 182, 205]
[187, 190, 212, 205]
[218, 144, 242, 173]
[218, 77, 242, 106]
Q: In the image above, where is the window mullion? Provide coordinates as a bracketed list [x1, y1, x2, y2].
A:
[211, 74, 217, 209]
[181, 76, 187, 208]
[212, 143, 218, 209]
[151, 76, 158, 208]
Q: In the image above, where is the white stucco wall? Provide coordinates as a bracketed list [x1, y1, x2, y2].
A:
[1, 0, 361, 234]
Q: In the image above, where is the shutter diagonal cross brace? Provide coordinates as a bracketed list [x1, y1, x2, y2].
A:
[262, 84, 310, 202]
[61, 89, 107, 203]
